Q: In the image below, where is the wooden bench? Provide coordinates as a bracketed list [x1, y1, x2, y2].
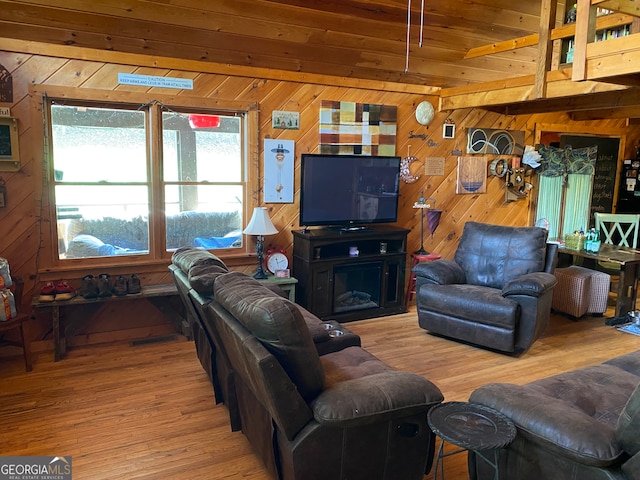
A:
[31, 283, 188, 361]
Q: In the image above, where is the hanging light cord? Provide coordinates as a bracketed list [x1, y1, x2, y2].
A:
[405, 0, 412, 72]
[419, 0, 425, 47]
[406, 0, 426, 72]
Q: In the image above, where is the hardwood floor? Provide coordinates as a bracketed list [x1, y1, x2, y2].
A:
[1, 306, 638, 479]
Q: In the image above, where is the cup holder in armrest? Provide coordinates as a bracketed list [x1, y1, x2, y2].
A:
[322, 322, 345, 337]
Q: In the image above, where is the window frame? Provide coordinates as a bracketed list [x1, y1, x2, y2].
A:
[33, 85, 258, 273]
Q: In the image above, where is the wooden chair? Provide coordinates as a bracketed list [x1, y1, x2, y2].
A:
[594, 213, 640, 301]
[594, 213, 640, 248]
[0, 276, 33, 371]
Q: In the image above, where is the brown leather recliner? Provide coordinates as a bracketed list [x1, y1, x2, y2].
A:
[413, 221, 558, 354]
[208, 271, 444, 480]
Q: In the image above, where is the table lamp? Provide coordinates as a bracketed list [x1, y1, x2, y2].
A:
[243, 207, 278, 279]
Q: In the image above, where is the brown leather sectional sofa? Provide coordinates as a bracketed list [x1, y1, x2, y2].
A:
[470, 350, 640, 480]
[169, 247, 444, 480]
[170, 244, 640, 480]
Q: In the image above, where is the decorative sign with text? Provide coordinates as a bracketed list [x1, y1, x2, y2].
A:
[117, 73, 193, 90]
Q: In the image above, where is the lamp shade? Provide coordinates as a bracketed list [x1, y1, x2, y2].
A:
[426, 209, 442, 236]
[243, 207, 278, 236]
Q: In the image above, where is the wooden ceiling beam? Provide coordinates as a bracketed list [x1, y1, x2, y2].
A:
[439, 69, 634, 112]
[570, 105, 640, 120]
[464, 12, 634, 59]
[463, 34, 539, 59]
[505, 88, 640, 115]
[592, 0, 640, 17]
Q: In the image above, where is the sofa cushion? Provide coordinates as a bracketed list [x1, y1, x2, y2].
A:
[616, 382, 640, 456]
[320, 345, 393, 385]
[419, 284, 518, 329]
[311, 368, 443, 427]
[188, 263, 228, 295]
[470, 363, 640, 467]
[454, 221, 548, 288]
[214, 271, 324, 402]
[171, 246, 228, 274]
[604, 350, 640, 376]
[622, 451, 640, 480]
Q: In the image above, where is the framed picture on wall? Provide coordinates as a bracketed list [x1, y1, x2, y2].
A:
[264, 138, 295, 203]
[443, 123, 455, 139]
[0, 117, 20, 172]
[272, 111, 300, 130]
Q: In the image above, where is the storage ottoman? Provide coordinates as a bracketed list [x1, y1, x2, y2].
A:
[585, 268, 611, 315]
[552, 266, 610, 318]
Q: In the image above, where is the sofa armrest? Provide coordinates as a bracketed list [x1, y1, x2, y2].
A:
[470, 383, 623, 467]
[622, 450, 640, 480]
[412, 259, 465, 285]
[502, 272, 557, 298]
[311, 371, 443, 427]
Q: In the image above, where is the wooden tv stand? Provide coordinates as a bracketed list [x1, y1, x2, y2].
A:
[292, 225, 409, 322]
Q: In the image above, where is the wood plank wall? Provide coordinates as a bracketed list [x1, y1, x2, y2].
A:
[1, 41, 639, 347]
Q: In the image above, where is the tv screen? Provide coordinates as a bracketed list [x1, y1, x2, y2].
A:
[299, 154, 401, 228]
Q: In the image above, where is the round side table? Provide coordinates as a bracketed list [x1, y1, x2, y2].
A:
[427, 401, 516, 480]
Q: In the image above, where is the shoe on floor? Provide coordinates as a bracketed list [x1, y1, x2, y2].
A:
[54, 280, 76, 301]
[39, 281, 56, 302]
[97, 273, 112, 297]
[113, 275, 128, 297]
[79, 274, 99, 299]
[127, 274, 141, 294]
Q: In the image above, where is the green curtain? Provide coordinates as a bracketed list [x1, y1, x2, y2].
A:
[537, 144, 597, 183]
[536, 144, 598, 240]
[537, 176, 563, 239]
[562, 174, 593, 237]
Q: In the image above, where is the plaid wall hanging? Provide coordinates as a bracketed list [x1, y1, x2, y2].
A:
[319, 100, 397, 156]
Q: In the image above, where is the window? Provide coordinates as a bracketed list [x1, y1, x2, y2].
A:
[47, 96, 251, 262]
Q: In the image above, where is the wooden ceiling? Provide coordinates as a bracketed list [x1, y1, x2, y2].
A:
[2, 0, 640, 117]
[0, 0, 560, 89]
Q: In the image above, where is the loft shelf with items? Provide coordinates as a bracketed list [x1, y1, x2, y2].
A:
[439, 0, 640, 113]
[561, 4, 634, 65]
[569, 0, 640, 83]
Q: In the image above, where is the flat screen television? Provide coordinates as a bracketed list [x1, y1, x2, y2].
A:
[299, 153, 401, 228]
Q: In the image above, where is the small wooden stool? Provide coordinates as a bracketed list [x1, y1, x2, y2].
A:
[406, 252, 442, 306]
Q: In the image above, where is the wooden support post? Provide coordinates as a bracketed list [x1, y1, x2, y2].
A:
[573, 0, 598, 81]
[535, 0, 558, 99]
